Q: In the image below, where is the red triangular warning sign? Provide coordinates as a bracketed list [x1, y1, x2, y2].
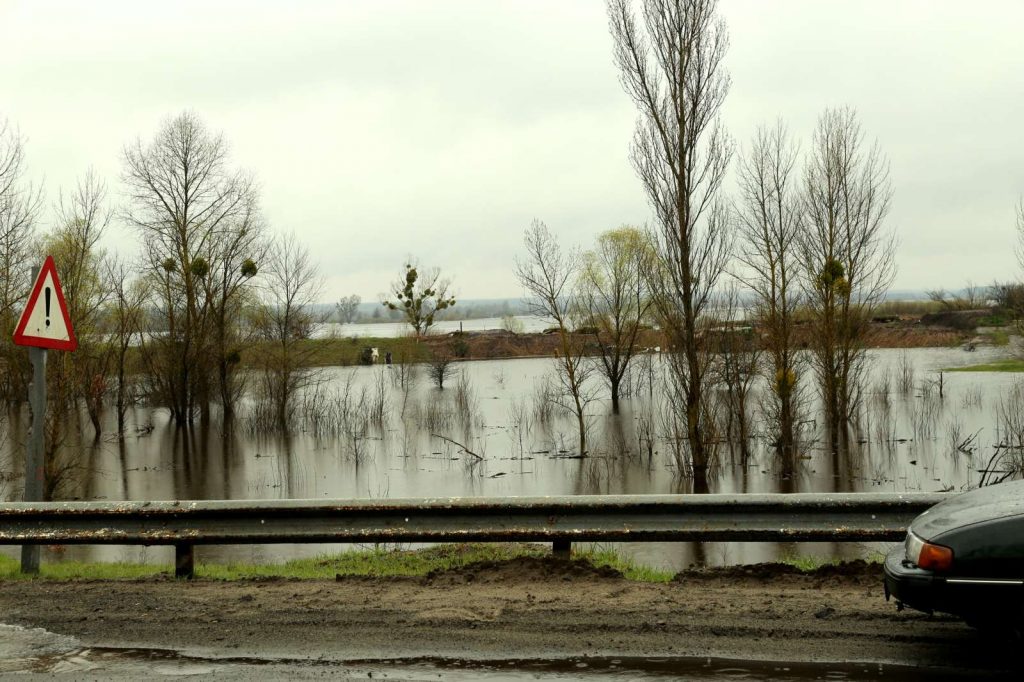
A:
[12, 255, 78, 351]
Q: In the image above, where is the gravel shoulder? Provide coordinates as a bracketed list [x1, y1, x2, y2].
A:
[0, 558, 1016, 677]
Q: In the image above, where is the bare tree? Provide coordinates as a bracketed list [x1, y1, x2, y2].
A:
[925, 288, 953, 310]
[515, 220, 595, 456]
[706, 284, 760, 462]
[105, 257, 149, 436]
[578, 225, 655, 412]
[427, 344, 458, 389]
[122, 111, 261, 424]
[336, 294, 361, 326]
[1015, 199, 1024, 272]
[989, 280, 1024, 318]
[255, 232, 325, 430]
[734, 122, 805, 458]
[608, 0, 733, 476]
[45, 171, 114, 439]
[382, 261, 455, 338]
[1009, 199, 1024, 347]
[0, 118, 42, 402]
[800, 107, 895, 448]
[0, 118, 24, 198]
[926, 282, 986, 312]
[199, 206, 265, 418]
[35, 171, 113, 498]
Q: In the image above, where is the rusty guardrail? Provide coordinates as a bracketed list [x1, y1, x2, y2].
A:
[0, 492, 948, 578]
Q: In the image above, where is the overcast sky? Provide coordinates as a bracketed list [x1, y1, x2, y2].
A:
[2, 0, 1023, 302]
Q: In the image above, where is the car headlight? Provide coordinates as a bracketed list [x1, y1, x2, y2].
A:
[905, 531, 953, 571]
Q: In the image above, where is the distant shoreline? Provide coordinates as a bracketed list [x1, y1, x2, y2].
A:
[251, 315, 983, 370]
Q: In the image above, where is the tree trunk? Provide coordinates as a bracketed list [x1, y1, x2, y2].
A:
[575, 404, 587, 457]
[685, 341, 706, 473]
[88, 404, 101, 442]
[777, 381, 795, 457]
[219, 356, 234, 419]
[116, 367, 126, 436]
[736, 391, 750, 462]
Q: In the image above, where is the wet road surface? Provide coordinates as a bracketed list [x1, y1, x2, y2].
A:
[0, 559, 1017, 680]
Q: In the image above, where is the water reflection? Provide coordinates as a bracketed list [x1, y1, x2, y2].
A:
[0, 345, 1015, 569]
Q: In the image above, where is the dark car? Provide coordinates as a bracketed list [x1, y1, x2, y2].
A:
[884, 479, 1024, 627]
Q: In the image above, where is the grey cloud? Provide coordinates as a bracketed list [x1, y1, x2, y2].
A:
[2, 0, 1023, 299]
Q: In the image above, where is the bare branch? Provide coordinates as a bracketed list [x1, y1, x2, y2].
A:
[800, 107, 896, 440]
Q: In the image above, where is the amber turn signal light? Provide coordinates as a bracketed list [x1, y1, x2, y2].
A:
[916, 542, 954, 571]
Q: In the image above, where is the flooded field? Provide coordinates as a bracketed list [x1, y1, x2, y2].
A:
[1, 343, 1018, 570]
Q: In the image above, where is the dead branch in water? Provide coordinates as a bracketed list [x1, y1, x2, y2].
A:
[431, 433, 483, 460]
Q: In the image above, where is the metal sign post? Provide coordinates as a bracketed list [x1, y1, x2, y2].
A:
[12, 258, 77, 574]
[20, 343, 46, 573]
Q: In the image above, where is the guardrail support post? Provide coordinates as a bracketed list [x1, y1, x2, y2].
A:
[552, 539, 571, 560]
[175, 543, 194, 579]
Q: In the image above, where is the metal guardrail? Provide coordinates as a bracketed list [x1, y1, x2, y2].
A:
[0, 492, 948, 578]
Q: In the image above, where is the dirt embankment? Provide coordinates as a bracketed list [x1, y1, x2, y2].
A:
[0, 557, 1016, 676]
[427, 317, 969, 362]
[861, 320, 969, 348]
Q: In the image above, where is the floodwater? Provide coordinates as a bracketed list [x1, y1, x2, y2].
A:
[0, 342, 1018, 571]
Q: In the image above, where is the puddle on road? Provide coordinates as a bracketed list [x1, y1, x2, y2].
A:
[0, 623, 1009, 680]
[364, 655, 1005, 681]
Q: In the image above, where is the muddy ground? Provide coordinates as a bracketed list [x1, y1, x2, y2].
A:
[0, 558, 1017, 678]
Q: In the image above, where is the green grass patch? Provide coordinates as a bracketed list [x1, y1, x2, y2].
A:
[945, 359, 1024, 373]
[0, 555, 168, 580]
[0, 543, 673, 582]
[576, 546, 675, 582]
[987, 330, 1011, 346]
[874, 300, 945, 316]
[778, 554, 836, 572]
[240, 336, 433, 369]
[976, 315, 1012, 328]
[777, 552, 884, 572]
[120, 335, 437, 373]
[197, 543, 550, 580]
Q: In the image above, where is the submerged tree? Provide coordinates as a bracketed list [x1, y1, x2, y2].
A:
[1016, 198, 1024, 273]
[122, 111, 263, 425]
[40, 171, 113, 497]
[254, 232, 324, 430]
[45, 171, 113, 439]
[336, 294, 361, 326]
[578, 226, 655, 412]
[734, 122, 805, 458]
[800, 107, 895, 448]
[608, 0, 733, 477]
[427, 344, 458, 390]
[0, 117, 42, 403]
[201, 209, 265, 418]
[515, 220, 595, 456]
[105, 257, 149, 436]
[382, 261, 455, 338]
[706, 284, 760, 463]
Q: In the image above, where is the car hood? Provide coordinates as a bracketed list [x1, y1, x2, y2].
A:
[912, 479, 1024, 540]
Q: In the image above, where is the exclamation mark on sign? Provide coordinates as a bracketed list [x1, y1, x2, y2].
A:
[44, 287, 51, 328]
